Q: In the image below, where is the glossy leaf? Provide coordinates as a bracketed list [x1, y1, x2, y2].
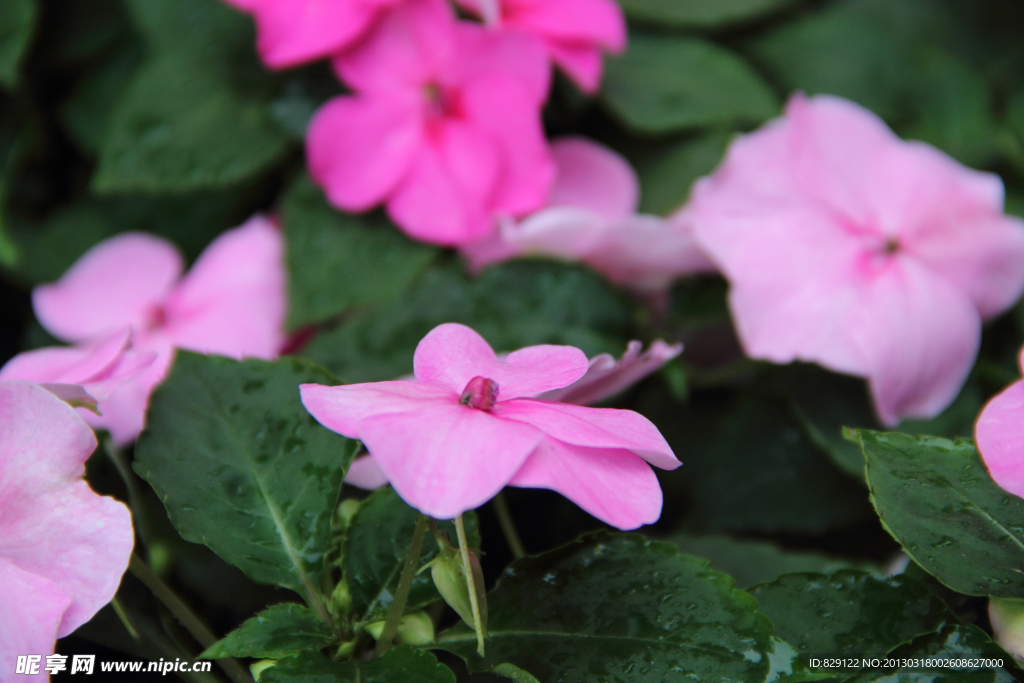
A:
[435, 533, 775, 683]
[134, 354, 357, 598]
[201, 604, 334, 659]
[602, 33, 778, 135]
[343, 487, 479, 623]
[260, 647, 455, 683]
[618, 0, 797, 29]
[851, 430, 1024, 598]
[631, 131, 730, 216]
[0, 0, 35, 89]
[301, 260, 630, 383]
[282, 176, 438, 330]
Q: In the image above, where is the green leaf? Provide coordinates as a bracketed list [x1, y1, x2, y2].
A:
[435, 532, 775, 682]
[845, 624, 1020, 683]
[852, 430, 1024, 598]
[671, 533, 872, 589]
[62, 41, 143, 155]
[602, 33, 778, 135]
[749, 571, 953, 661]
[617, 0, 797, 29]
[134, 354, 357, 601]
[491, 663, 542, 683]
[0, 0, 36, 89]
[282, 176, 438, 330]
[302, 259, 630, 383]
[344, 488, 479, 622]
[201, 604, 334, 659]
[631, 131, 730, 216]
[259, 647, 455, 683]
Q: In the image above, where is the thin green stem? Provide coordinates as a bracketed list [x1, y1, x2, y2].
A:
[103, 438, 153, 551]
[129, 555, 253, 683]
[454, 515, 485, 657]
[110, 597, 141, 642]
[374, 515, 429, 657]
[492, 492, 525, 559]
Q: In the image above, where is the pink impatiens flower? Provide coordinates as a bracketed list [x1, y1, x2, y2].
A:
[30, 216, 286, 444]
[683, 94, 1024, 426]
[301, 323, 679, 528]
[975, 346, 1024, 499]
[307, 0, 555, 246]
[455, 0, 626, 93]
[461, 137, 715, 292]
[0, 380, 133, 678]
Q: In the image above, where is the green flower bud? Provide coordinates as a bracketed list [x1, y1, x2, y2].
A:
[365, 611, 435, 646]
[331, 577, 352, 614]
[335, 498, 362, 528]
[250, 660, 275, 681]
[334, 641, 356, 659]
[990, 597, 1024, 664]
[430, 549, 487, 632]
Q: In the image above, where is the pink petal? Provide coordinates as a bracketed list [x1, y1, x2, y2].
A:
[0, 560, 70, 680]
[33, 233, 183, 343]
[300, 380, 454, 439]
[307, 95, 422, 213]
[412, 323, 589, 398]
[502, 207, 607, 260]
[547, 137, 638, 220]
[499, 0, 626, 52]
[543, 39, 604, 93]
[344, 455, 390, 490]
[451, 21, 551, 105]
[459, 225, 522, 273]
[539, 340, 683, 405]
[0, 380, 133, 636]
[162, 217, 286, 360]
[976, 378, 1024, 499]
[508, 438, 662, 530]
[359, 404, 544, 518]
[494, 398, 680, 469]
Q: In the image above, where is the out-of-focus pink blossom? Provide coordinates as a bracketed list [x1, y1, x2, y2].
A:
[456, 0, 626, 92]
[462, 137, 715, 292]
[222, 0, 407, 70]
[303, 323, 678, 528]
[975, 347, 1024, 499]
[683, 94, 1024, 426]
[31, 216, 286, 444]
[307, 0, 554, 246]
[0, 380, 133, 678]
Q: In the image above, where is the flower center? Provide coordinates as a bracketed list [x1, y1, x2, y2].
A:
[423, 83, 459, 121]
[882, 237, 900, 254]
[460, 376, 499, 411]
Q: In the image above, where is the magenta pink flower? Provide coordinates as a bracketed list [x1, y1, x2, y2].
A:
[307, 0, 555, 246]
[222, 0, 408, 69]
[31, 216, 286, 444]
[0, 380, 133, 676]
[976, 347, 1024, 498]
[455, 0, 626, 92]
[302, 323, 678, 528]
[683, 94, 1024, 426]
[461, 136, 715, 292]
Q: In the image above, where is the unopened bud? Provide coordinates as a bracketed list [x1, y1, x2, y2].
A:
[331, 577, 352, 614]
[250, 660, 275, 681]
[335, 498, 362, 528]
[430, 550, 487, 631]
[460, 376, 498, 411]
[990, 597, 1024, 664]
[366, 611, 435, 646]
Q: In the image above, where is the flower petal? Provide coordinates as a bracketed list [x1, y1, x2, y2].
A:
[544, 39, 604, 93]
[547, 137, 638, 220]
[0, 559, 70, 680]
[976, 378, 1024, 499]
[344, 455, 390, 490]
[301, 380, 453, 439]
[33, 233, 183, 343]
[539, 340, 682, 405]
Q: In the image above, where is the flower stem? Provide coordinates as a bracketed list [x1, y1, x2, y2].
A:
[374, 514, 429, 657]
[492, 492, 525, 559]
[454, 515, 485, 657]
[110, 596, 141, 642]
[128, 555, 253, 683]
[103, 438, 153, 551]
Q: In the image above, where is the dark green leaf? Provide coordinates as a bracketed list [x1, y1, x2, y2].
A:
[603, 33, 778, 135]
[134, 354, 357, 599]
[671, 533, 872, 589]
[282, 176, 438, 329]
[261, 647, 455, 683]
[123, 0, 258, 64]
[435, 533, 775, 683]
[618, 0, 797, 29]
[302, 259, 630, 383]
[0, 0, 36, 89]
[201, 604, 334, 659]
[631, 131, 729, 216]
[344, 488, 479, 622]
[62, 41, 144, 155]
[491, 663, 541, 683]
[852, 430, 1024, 598]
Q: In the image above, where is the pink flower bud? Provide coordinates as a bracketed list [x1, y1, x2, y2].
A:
[460, 376, 499, 411]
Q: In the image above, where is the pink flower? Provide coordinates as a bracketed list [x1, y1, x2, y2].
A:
[683, 94, 1024, 426]
[461, 137, 716, 292]
[0, 380, 133, 678]
[975, 347, 1024, 498]
[455, 0, 626, 92]
[538, 339, 682, 405]
[222, 0, 407, 70]
[307, 0, 555, 246]
[31, 216, 286, 444]
[301, 323, 679, 528]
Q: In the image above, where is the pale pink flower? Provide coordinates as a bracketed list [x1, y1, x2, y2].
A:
[0, 380, 133, 679]
[455, 0, 626, 92]
[307, 0, 555, 246]
[975, 347, 1024, 498]
[461, 137, 715, 292]
[31, 216, 286, 444]
[222, 0, 408, 70]
[302, 323, 678, 528]
[683, 94, 1024, 426]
